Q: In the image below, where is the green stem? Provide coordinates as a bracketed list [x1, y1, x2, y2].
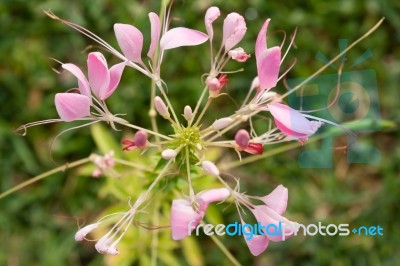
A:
[209, 233, 241, 266]
[113, 158, 153, 172]
[0, 158, 91, 200]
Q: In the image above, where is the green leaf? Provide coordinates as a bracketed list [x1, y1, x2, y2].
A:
[182, 237, 204, 266]
[90, 123, 122, 157]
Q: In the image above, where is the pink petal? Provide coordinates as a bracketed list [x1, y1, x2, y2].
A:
[170, 199, 205, 240]
[268, 103, 319, 138]
[55, 93, 90, 122]
[103, 62, 125, 100]
[87, 52, 110, 100]
[204, 6, 220, 40]
[241, 220, 269, 256]
[147, 12, 161, 58]
[257, 46, 281, 91]
[260, 185, 288, 215]
[197, 188, 230, 204]
[160, 27, 208, 50]
[114, 23, 144, 63]
[255, 19, 270, 59]
[244, 143, 264, 155]
[62, 63, 91, 98]
[222, 13, 247, 51]
[252, 205, 298, 242]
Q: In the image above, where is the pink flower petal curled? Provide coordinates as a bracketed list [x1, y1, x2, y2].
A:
[170, 199, 205, 240]
[62, 63, 91, 98]
[160, 27, 209, 50]
[170, 188, 230, 240]
[222, 13, 247, 51]
[255, 19, 270, 59]
[55, 93, 90, 122]
[104, 62, 126, 100]
[87, 52, 110, 100]
[268, 103, 321, 138]
[204, 6, 220, 40]
[260, 185, 288, 215]
[197, 188, 230, 204]
[241, 220, 269, 256]
[257, 46, 281, 92]
[251, 205, 298, 242]
[255, 19, 282, 92]
[147, 12, 161, 58]
[114, 23, 144, 63]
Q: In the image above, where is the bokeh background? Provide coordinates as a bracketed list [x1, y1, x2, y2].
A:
[1, 0, 399, 265]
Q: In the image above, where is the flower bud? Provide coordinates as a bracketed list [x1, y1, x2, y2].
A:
[235, 129, 250, 149]
[212, 117, 233, 130]
[202, 160, 220, 177]
[154, 96, 170, 118]
[75, 223, 100, 241]
[206, 77, 220, 92]
[162, 149, 177, 160]
[183, 105, 193, 121]
[134, 131, 148, 148]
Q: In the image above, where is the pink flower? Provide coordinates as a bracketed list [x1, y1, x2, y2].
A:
[170, 188, 230, 240]
[55, 52, 125, 121]
[255, 19, 281, 92]
[268, 103, 322, 143]
[242, 185, 297, 256]
[91, 151, 116, 177]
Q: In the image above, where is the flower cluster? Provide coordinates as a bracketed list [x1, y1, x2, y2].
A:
[19, 4, 351, 258]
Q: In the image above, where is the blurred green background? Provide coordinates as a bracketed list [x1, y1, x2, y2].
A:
[1, 0, 399, 265]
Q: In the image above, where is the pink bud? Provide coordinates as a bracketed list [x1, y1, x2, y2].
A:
[161, 149, 176, 160]
[228, 47, 251, 62]
[235, 129, 250, 149]
[222, 13, 247, 51]
[154, 96, 170, 118]
[183, 105, 193, 121]
[212, 117, 233, 130]
[133, 131, 148, 148]
[202, 160, 220, 177]
[206, 77, 220, 91]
